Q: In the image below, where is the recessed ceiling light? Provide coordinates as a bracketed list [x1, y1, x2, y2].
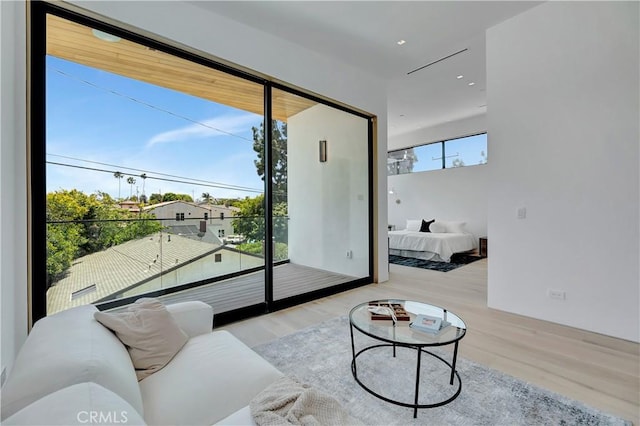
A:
[457, 75, 464, 79]
[92, 29, 121, 43]
[397, 40, 406, 45]
[468, 82, 475, 86]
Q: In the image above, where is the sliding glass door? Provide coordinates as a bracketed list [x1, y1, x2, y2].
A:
[271, 88, 371, 302]
[44, 12, 266, 316]
[32, 3, 373, 323]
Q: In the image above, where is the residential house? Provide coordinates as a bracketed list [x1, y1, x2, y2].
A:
[118, 200, 141, 213]
[46, 232, 263, 315]
[143, 200, 235, 243]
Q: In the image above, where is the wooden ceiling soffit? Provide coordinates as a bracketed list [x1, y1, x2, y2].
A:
[46, 14, 316, 122]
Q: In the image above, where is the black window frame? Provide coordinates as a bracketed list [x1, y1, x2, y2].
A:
[387, 132, 487, 175]
[29, 1, 375, 325]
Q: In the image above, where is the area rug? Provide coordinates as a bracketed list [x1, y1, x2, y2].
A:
[389, 253, 481, 272]
[253, 316, 630, 425]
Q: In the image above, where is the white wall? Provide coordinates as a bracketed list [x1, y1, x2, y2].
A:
[388, 165, 488, 239]
[387, 114, 488, 239]
[0, 0, 28, 380]
[1, 0, 389, 369]
[487, 2, 639, 342]
[288, 104, 370, 277]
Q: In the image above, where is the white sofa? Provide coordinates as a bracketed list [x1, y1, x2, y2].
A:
[1, 301, 283, 425]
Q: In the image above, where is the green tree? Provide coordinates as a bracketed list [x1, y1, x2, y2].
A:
[161, 192, 193, 202]
[387, 148, 417, 175]
[149, 193, 163, 204]
[232, 194, 288, 245]
[113, 171, 124, 199]
[236, 241, 288, 261]
[201, 192, 213, 204]
[451, 158, 465, 168]
[479, 150, 488, 165]
[233, 195, 265, 242]
[46, 189, 162, 287]
[252, 120, 287, 204]
[217, 198, 241, 208]
[126, 176, 136, 199]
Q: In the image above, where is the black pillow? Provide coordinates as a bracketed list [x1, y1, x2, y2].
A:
[420, 219, 435, 232]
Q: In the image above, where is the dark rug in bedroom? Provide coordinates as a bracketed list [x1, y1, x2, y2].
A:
[389, 253, 481, 272]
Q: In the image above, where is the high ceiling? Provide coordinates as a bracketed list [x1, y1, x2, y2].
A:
[190, 1, 542, 139]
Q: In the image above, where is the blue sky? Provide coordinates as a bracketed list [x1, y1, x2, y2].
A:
[46, 56, 265, 201]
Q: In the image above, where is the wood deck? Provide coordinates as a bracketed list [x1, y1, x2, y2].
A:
[155, 263, 358, 314]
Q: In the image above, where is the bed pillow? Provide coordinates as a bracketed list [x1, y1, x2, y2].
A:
[443, 221, 468, 234]
[94, 298, 189, 381]
[420, 219, 435, 232]
[406, 219, 422, 232]
[431, 220, 468, 234]
[429, 221, 447, 233]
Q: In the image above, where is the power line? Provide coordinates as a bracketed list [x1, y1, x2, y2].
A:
[47, 153, 260, 193]
[47, 65, 254, 143]
[46, 160, 264, 194]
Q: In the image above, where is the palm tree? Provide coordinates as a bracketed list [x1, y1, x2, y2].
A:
[114, 172, 123, 199]
[202, 192, 212, 204]
[127, 177, 136, 199]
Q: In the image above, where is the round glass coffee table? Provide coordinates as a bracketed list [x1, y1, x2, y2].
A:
[349, 300, 466, 418]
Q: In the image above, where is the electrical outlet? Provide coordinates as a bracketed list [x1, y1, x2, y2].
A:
[517, 207, 527, 219]
[548, 289, 566, 300]
[346, 250, 353, 259]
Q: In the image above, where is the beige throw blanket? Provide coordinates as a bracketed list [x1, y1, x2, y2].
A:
[250, 376, 363, 426]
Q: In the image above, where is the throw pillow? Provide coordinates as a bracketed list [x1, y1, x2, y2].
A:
[420, 219, 435, 232]
[94, 298, 188, 381]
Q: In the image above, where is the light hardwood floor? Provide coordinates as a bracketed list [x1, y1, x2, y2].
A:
[220, 259, 640, 424]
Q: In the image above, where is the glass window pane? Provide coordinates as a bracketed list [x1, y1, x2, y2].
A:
[413, 143, 444, 172]
[45, 14, 265, 315]
[445, 134, 488, 168]
[272, 88, 370, 300]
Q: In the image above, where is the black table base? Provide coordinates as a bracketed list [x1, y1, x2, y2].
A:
[350, 326, 462, 418]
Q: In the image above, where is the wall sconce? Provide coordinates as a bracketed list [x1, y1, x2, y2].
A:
[319, 140, 327, 163]
[388, 187, 401, 204]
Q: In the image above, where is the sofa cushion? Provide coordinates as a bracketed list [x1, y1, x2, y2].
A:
[95, 298, 189, 381]
[165, 300, 213, 338]
[215, 406, 256, 426]
[139, 330, 283, 426]
[0, 305, 143, 420]
[3, 382, 146, 426]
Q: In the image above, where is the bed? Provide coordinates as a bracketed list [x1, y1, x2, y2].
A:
[389, 220, 476, 263]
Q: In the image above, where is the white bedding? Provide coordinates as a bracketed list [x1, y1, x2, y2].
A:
[388, 230, 476, 262]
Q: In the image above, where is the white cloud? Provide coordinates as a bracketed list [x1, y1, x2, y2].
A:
[147, 113, 261, 147]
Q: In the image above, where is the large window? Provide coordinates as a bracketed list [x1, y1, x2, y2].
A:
[387, 133, 487, 176]
[31, 4, 373, 324]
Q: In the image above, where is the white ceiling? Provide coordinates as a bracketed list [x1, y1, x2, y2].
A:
[190, 1, 541, 139]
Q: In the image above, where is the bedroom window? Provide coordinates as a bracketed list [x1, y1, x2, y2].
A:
[387, 133, 487, 175]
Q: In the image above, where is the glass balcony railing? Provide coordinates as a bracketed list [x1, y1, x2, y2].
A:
[46, 214, 289, 315]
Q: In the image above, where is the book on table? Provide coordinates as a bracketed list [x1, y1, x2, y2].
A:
[410, 314, 445, 334]
[368, 301, 410, 321]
